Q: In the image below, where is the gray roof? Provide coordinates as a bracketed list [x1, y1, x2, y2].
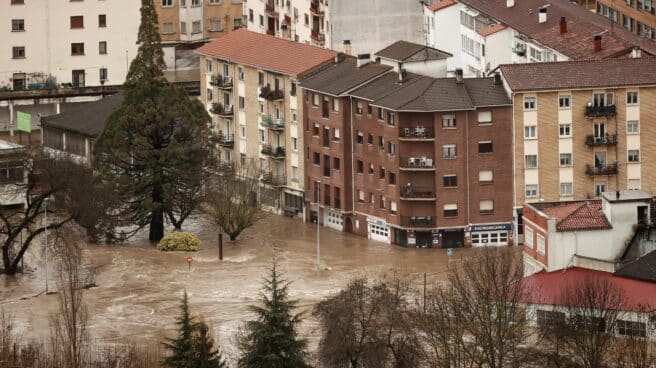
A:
[375, 40, 452, 62]
[42, 93, 123, 137]
[615, 250, 656, 282]
[463, 78, 512, 106]
[299, 57, 392, 96]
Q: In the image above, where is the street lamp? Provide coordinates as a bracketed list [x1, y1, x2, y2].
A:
[316, 180, 321, 271]
[43, 197, 49, 294]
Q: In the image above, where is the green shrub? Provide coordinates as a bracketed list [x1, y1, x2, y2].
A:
[157, 232, 201, 252]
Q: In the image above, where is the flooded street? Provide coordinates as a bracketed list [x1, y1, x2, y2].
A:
[1, 214, 464, 363]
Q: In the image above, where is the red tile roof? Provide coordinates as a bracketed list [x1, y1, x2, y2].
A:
[478, 23, 507, 37]
[196, 29, 337, 77]
[428, 0, 457, 11]
[500, 57, 656, 92]
[540, 200, 611, 232]
[521, 267, 656, 312]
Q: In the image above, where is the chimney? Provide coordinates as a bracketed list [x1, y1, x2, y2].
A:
[594, 35, 602, 52]
[398, 69, 407, 83]
[506, 0, 515, 7]
[343, 40, 351, 55]
[632, 45, 642, 58]
[334, 52, 344, 64]
[493, 72, 502, 85]
[559, 16, 567, 34]
[538, 7, 547, 24]
[356, 53, 370, 68]
[455, 68, 464, 84]
[616, 190, 620, 200]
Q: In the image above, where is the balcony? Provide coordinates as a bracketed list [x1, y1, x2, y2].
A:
[209, 75, 233, 89]
[586, 162, 618, 176]
[585, 134, 617, 147]
[261, 172, 286, 186]
[585, 104, 616, 118]
[261, 144, 286, 159]
[513, 45, 526, 57]
[401, 216, 436, 228]
[400, 156, 435, 171]
[211, 102, 233, 117]
[217, 132, 234, 148]
[217, 161, 234, 173]
[399, 126, 435, 141]
[265, 2, 278, 16]
[259, 86, 284, 101]
[310, 1, 324, 16]
[311, 29, 325, 45]
[261, 115, 285, 131]
[400, 186, 436, 201]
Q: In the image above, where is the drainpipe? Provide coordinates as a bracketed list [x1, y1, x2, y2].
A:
[349, 96, 356, 222]
[512, 93, 518, 247]
[466, 111, 471, 226]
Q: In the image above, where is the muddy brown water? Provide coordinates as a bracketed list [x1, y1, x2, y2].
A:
[1, 214, 464, 363]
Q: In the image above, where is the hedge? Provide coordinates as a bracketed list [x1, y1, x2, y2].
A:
[157, 232, 201, 252]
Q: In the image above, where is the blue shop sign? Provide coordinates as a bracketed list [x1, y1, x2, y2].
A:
[470, 223, 512, 232]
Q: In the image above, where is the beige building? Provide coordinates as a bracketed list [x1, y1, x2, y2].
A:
[197, 29, 335, 215]
[500, 58, 656, 207]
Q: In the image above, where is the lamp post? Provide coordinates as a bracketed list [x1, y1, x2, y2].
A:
[43, 198, 49, 294]
[316, 180, 321, 271]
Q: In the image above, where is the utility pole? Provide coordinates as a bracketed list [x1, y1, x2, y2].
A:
[316, 180, 321, 271]
[44, 199, 48, 294]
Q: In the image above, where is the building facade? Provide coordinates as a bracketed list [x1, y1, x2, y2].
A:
[500, 58, 656, 209]
[2, 0, 140, 90]
[197, 29, 335, 216]
[242, 0, 424, 55]
[596, 0, 656, 39]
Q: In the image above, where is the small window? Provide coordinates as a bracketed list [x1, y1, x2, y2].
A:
[99, 41, 107, 54]
[210, 19, 222, 32]
[368, 163, 374, 175]
[479, 170, 493, 184]
[443, 144, 457, 159]
[377, 108, 384, 121]
[238, 96, 245, 109]
[559, 123, 571, 137]
[379, 166, 385, 179]
[239, 125, 246, 139]
[367, 133, 373, 145]
[356, 101, 364, 115]
[388, 172, 396, 185]
[258, 71, 265, 86]
[367, 104, 373, 115]
[369, 192, 375, 204]
[11, 19, 25, 32]
[524, 126, 536, 139]
[70, 15, 84, 29]
[627, 120, 639, 134]
[480, 200, 494, 215]
[558, 95, 570, 109]
[192, 21, 201, 34]
[356, 131, 363, 144]
[356, 160, 363, 173]
[162, 0, 173, 6]
[537, 234, 545, 254]
[560, 182, 573, 196]
[332, 98, 340, 112]
[524, 96, 536, 110]
[333, 127, 341, 140]
[312, 93, 320, 106]
[206, 60, 212, 73]
[98, 14, 107, 28]
[312, 123, 320, 136]
[525, 184, 538, 198]
[313, 152, 321, 165]
[334, 157, 341, 171]
[291, 137, 298, 151]
[378, 136, 384, 150]
[442, 114, 456, 128]
[443, 175, 457, 187]
[99, 68, 108, 82]
[443, 204, 458, 218]
[71, 42, 85, 55]
[390, 201, 397, 214]
[259, 129, 265, 143]
[11, 46, 25, 59]
[617, 320, 646, 338]
[238, 67, 244, 81]
[478, 141, 493, 154]
[387, 111, 395, 126]
[387, 142, 396, 156]
[290, 81, 297, 96]
[525, 154, 538, 169]
[162, 22, 174, 34]
[240, 153, 246, 165]
[478, 111, 492, 124]
[559, 153, 572, 166]
[628, 149, 640, 163]
[358, 190, 365, 202]
[627, 91, 639, 105]
[525, 226, 534, 247]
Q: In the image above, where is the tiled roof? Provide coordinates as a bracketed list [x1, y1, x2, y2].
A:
[521, 267, 656, 312]
[500, 57, 656, 92]
[615, 250, 656, 282]
[463, 77, 512, 106]
[375, 41, 452, 62]
[42, 93, 123, 137]
[196, 29, 336, 77]
[299, 57, 392, 96]
[454, 0, 656, 59]
[478, 23, 507, 37]
[540, 200, 611, 232]
[428, 0, 457, 11]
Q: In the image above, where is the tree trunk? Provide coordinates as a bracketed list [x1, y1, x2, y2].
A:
[150, 209, 164, 241]
[229, 233, 237, 241]
[2, 245, 16, 275]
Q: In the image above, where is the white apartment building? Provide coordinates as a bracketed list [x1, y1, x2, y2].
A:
[424, 0, 656, 77]
[242, 0, 424, 55]
[2, 0, 140, 90]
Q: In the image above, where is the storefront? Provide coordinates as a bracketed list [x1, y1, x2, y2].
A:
[283, 191, 304, 218]
[440, 228, 465, 248]
[468, 223, 512, 247]
[367, 216, 390, 243]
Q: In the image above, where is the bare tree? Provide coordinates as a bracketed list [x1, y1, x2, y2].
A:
[611, 315, 656, 368]
[204, 165, 263, 241]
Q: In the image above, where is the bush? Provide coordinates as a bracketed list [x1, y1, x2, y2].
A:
[157, 232, 201, 252]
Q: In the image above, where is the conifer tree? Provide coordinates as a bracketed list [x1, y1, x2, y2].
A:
[237, 261, 310, 368]
[94, 0, 212, 241]
[194, 320, 227, 368]
[163, 291, 196, 368]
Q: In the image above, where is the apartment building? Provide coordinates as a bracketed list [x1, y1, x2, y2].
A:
[596, 0, 656, 39]
[301, 43, 514, 248]
[423, 0, 656, 77]
[155, 0, 244, 69]
[499, 58, 656, 211]
[196, 29, 335, 216]
[2, 0, 140, 90]
[242, 0, 424, 55]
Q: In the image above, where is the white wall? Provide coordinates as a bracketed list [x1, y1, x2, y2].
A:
[425, 3, 462, 74]
[485, 28, 513, 70]
[379, 58, 448, 78]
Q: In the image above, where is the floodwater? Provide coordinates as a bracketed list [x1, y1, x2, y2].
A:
[1, 214, 463, 363]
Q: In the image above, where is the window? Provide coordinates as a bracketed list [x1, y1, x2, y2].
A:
[313, 152, 320, 165]
[356, 160, 363, 173]
[524, 126, 536, 139]
[559, 123, 571, 137]
[444, 204, 458, 218]
[239, 125, 246, 139]
[593, 92, 614, 107]
[238, 67, 244, 81]
[367, 104, 373, 115]
[71, 42, 85, 55]
[524, 96, 536, 110]
[380, 196, 386, 210]
[480, 200, 494, 215]
[479, 170, 493, 184]
[11, 0, 25, 4]
[206, 60, 212, 73]
[537, 310, 565, 328]
[387, 142, 396, 156]
[259, 129, 265, 143]
[332, 98, 340, 112]
[192, 21, 201, 34]
[311, 123, 320, 136]
[629, 179, 641, 190]
[369, 192, 375, 204]
[443, 145, 457, 158]
[526, 184, 538, 198]
[627, 91, 639, 105]
[559, 95, 571, 108]
[248, 9, 253, 22]
[334, 157, 341, 171]
[387, 111, 395, 126]
[312, 93, 319, 106]
[98, 14, 107, 27]
[70, 16, 84, 29]
[595, 181, 607, 197]
[368, 163, 374, 175]
[290, 82, 296, 96]
[11, 46, 25, 59]
[379, 166, 385, 179]
[378, 136, 384, 150]
[525, 154, 537, 169]
[628, 149, 640, 162]
[560, 182, 573, 196]
[99, 68, 108, 82]
[208, 0, 221, 3]
[478, 111, 492, 124]
[292, 166, 299, 182]
[617, 320, 646, 337]
[388, 172, 396, 185]
[333, 127, 340, 141]
[442, 114, 456, 128]
[99, 41, 107, 54]
[304, 13, 309, 25]
[356, 131, 363, 144]
[443, 175, 457, 187]
[367, 133, 373, 145]
[461, 34, 481, 59]
[627, 120, 639, 134]
[180, 21, 187, 34]
[238, 96, 245, 109]
[560, 153, 572, 166]
[11, 19, 24, 32]
[259, 102, 264, 114]
[478, 141, 493, 154]
[377, 108, 384, 121]
[390, 201, 397, 215]
[162, 0, 173, 6]
[525, 226, 534, 247]
[191, 0, 200, 5]
[162, 22, 174, 34]
[358, 190, 365, 203]
[210, 19, 222, 31]
[258, 71, 265, 86]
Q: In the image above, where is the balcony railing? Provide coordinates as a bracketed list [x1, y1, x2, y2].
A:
[259, 86, 284, 101]
[585, 134, 617, 147]
[400, 156, 435, 170]
[261, 144, 286, 159]
[210, 75, 233, 89]
[400, 126, 435, 140]
[261, 115, 285, 130]
[217, 132, 234, 148]
[311, 29, 325, 44]
[265, 2, 278, 16]
[217, 161, 234, 173]
[585, 162, 618, 176]
[211, 103, 233, 117]
[400, 186, 436, 200]
[585, 104, 616, 118]
[310, 0, 324, 15]
[261, 172, 286, 186]
[401, 216, 436, 228]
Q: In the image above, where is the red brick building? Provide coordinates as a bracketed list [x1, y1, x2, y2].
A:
[300, 47, 514, 248]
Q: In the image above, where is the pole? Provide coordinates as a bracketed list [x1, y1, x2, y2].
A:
[316, 181, 320, 271]
[44, 200, 48, 294]
[218, 233, 223, 260]
[423, 272, 427, 313]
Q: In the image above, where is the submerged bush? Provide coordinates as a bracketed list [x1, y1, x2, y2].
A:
[157, 232, 201, 252]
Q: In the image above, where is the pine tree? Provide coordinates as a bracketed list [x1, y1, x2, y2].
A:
[194, 320, 227, 368]
[237, 261, 310, 368]
[94, 0, 212, 241]
[163, 291, 196, 368]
